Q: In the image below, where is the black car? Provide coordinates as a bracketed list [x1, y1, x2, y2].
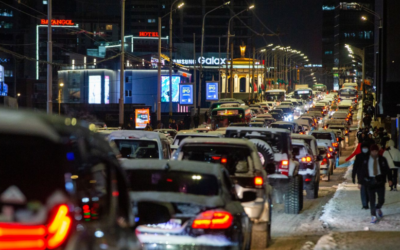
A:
[0, 109, 168, 250]
[269, 110, 284, 121]
[122, 160, 253, 250]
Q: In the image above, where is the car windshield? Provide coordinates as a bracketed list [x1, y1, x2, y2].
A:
[114, 139, 159, 158]
[127, 170, 218, 196]
[280, 107, 293, 113]
[0, 134, 68, 208]
[179, 144, 252, 175]
[311, 133, 332, 140]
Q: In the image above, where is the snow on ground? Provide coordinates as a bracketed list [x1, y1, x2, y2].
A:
[320, 165, 400, 231]
[313, 233, 337, 250]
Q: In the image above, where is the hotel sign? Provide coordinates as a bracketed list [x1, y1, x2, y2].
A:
[40, 19, 75, 25]
[139, 32, 159, 37]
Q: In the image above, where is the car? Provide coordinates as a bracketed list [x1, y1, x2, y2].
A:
[270, 121, 301, 133]
[171, 138, 272, 247]
[309, 130, 338, 166]
[269, 110, 284, 121]
[0, 108, 169, 250]
[278, 105, 295, 121]
[229, 122, 249, 127]
[251, 117, 270, 127]
[256, 103, 270, 113]
[292, 139, 321, 199]
[109, 130, 172, 159]
[225, 127, 303, 214]
[298, 115, 318, 128]
[154, 128, 178, 144]
[172, 131, 224, 148]
[256, 114, 273, 119]
[249, 122, 265, 127]
[123, 159, 254, 249]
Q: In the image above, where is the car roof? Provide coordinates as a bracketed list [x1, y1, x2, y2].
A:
[310, 130, 335, 134]
[154, 129, 177, 132]
[226, 126, 291, 134]
[122, 159, 224, 177]
[175, 132, 223, 137]
[109, 130, 168, 140]
[292, 139, 308, 146]
[279, 105, 292, 108]
[272, 121, 296, 125]
[179, 137, 258, 151]
[291, 134, 317, 140]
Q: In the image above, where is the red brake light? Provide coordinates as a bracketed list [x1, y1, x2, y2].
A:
[332, 142, 339, 147]
[254, 177, 263, 186]
[322, 158, 328, 164]
[329, 147, 334, 152]
[337, 138, 339, 142]
[192, 211, 233, 229]
[327, 153, 332, 158]
[0, 204, 71, 250]
[211, 156, 221, 161]
[221, 158, 227, 164]
[281, 160, 289, 168]
[305, 178, 311, 182]
[306, 156, 311, 162]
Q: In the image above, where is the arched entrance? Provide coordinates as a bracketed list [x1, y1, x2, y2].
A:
[240, 77, 246, 92]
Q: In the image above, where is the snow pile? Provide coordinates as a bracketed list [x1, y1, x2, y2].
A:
[300, 241, 315, 250]
[320, 180, 400, 231]
[343, 164, 353, 181]
[314, 234, 337, 250]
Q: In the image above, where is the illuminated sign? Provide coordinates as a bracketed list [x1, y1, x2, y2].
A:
[88, 75, 101, 104]
[297, 90, 311, 94]
[179, 84, 193, 105]
[139, 32, 159, 37]
[0, 58, 10, 63]
[206, 81, 218, 101]
[217, 110, 239, 116]
[173, 57, 227, 66]
[161, 76, 180, 102]
[135, 108, 151, 129]
[0, 83, 8, 96]
[304, 64, 323, 68]
[40, 19, 75, 26]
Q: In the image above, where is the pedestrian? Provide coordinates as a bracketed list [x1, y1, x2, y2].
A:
[363, 114, 372, 128]
[169, 119, 178, 130]
[144, 123, 153, 131]
[364, 133, 376, 147]
[380, 132, 390, 149]
[354, 144, 392, 223]
[357, 128, 363, 141]
[352, 142, 372, 209]
[157, 121, 164, 129]
[383, 140, 400, 191]
[179, 120, 184, 131]
[184, 114, 191, 129]
[204, 111, 208, 123]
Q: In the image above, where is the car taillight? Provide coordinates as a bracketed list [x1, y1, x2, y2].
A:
[327, 153, 332, 158]
[0, 204, 71, 250]
[345, 130, 348, 134]
[254, 176, 263, 187]
[211, 156, 221, 161]
[336, 137, 339, 142]
[281, 160, 289, 168]
[192, 210, 233, 229]
[221, 158, 227, 163]
[332, 142, 339, 147]
[328, 147, 334, 152]
[322, 158, 328, 164]
[301, 156, 312, 163]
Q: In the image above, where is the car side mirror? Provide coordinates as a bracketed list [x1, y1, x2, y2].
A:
[135, 201, 173, 226]
[240, 191, 257, 203]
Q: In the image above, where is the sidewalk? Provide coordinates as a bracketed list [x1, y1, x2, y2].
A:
[319, 164, 400, 231]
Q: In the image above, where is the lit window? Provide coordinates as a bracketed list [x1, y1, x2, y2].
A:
[106, 24, 112, 31]
[43, 0, 47, 4]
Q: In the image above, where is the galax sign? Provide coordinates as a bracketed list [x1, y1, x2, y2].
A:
[173, 57, 227, 66]
[40, 19, 75, 25]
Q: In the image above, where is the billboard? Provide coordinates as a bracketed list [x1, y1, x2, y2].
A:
[104, 75, 110, 104]
[179, 84, 193, 105]
[135, 108, 150, 129]
[161, 76, 180, 102]
[88, 75, 101, 104]
[206, 81, 218, 101]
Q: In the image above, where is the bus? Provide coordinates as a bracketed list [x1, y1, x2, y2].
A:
[312, 84, 327, 93]
[211, 106, 252, 129]
[338, 87, 358, 102]
[265, 89, 286, 103]
[293, 88, 314, 104]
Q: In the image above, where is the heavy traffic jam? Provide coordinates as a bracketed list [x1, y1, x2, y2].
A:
[0, 83, 361, 249]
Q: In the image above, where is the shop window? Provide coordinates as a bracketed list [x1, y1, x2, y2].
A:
[125, 90, 132, 97]
[106, 25, 113, 31]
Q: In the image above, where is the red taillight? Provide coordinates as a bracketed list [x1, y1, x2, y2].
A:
[327, 153, 332, 158]
[221, 158, 227, 164]
[211, 156, 221, 161]
[0, 204, 71, 250]
[192, 211, 233, 229]
[305, 178, 311, 182]
[322, 158, 328, 164]
[328, 147, 334, 152]
[301, 156, 312, 163]
[337, 137, 339, 142]
[332, 142, 339, 147]
[254, 176, 263, 187]
[281, 160, 289, 168]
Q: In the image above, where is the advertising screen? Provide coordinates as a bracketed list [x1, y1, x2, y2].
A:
[161, 76, 180, 102]
[135, 108, 151, 129]
[206, 82, 218, 101]
[89, 75, 101, 104]
[179, 84, 193, 105]
[104, 76, 110, 104]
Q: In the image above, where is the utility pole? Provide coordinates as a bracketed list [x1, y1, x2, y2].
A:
[119, 0, 125, 128]
[47, 0, 52, 114]
[252, 46, 255, 99]
[169, 1, 177, 121]
[218, 36, 221, 100]
[230, 42, 234, 98]
[193, 33, 197, 114]
[157, 17, 162, 121]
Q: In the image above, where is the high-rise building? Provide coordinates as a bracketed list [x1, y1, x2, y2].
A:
[322, 0, 375, 90]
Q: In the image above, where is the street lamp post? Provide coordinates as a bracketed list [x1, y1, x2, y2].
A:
[58, 83, 64, 115]
[199, 1, 230, 108]
[226, 5, 254, 98]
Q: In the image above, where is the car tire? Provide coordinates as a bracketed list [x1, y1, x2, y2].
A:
[251, 220, 270, 249]
[306, 180, 318, 199]
[284, 175, 303, 214]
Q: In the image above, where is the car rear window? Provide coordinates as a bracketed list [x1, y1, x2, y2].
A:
[271, 124, 293, 131]
[311, 133, 332, 140]
[127, 170, 218, 196]
[114, 139, 159, 158]
[180, 144, 252, 175]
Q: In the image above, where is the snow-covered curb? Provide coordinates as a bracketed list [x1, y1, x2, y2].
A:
[314, 234, 337, 250]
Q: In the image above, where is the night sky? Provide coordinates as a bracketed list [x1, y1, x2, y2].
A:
[254, 0, 322, 64]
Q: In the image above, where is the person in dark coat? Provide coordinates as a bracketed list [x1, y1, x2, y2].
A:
[353, 144, 393, 223]
[363, 114, 372, 128]
[352, 142, 371, 209]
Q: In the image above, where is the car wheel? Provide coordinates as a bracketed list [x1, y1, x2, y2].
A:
[284, 175, 303, 214]
[251, 219, 271, 249]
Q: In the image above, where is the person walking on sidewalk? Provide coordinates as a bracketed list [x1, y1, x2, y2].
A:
[352, 142, 371, 209]
[383, 140, 400, 191]
[354, 144, 392, 224]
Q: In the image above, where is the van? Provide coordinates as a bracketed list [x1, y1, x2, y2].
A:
[109, 130, 171, 159]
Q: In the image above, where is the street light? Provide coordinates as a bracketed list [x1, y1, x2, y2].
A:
[226, 4, 255, 98]
[361, 16, 367, 21]
[199, 1, 230, 112]
[58, 83, 64, 115]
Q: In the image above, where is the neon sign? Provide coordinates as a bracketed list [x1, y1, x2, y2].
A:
[40, 19, 75, 25]
[139, 32, 159, 37]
